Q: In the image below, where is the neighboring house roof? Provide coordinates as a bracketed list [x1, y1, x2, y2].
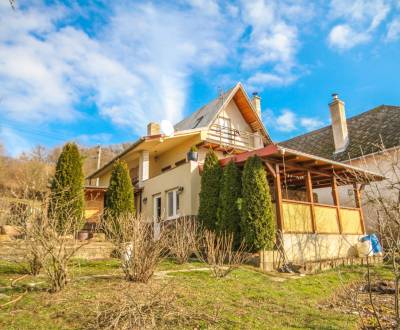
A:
[280, 105, 400, 162]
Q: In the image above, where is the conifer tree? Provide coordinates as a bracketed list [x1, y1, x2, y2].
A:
[241, 155, 275, 251]
[198, 150, 222, 230]
[49, 142, 84, 232]
[105, 160, 135, 218]
[217, 160, 242, 246]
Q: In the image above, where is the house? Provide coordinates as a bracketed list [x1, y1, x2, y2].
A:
[85, 83, 270, 223]
[85, 83, 383, 265]
[281, 95, 400, 230]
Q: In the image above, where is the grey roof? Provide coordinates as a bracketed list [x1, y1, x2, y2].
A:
[174, 87, 235, 131]
[280, 105, 400, 162]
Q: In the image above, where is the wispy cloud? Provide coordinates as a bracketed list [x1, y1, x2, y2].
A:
[327, 0, 392, 50]
[264, 109, 325, 133]
[241, 0, 314, 90]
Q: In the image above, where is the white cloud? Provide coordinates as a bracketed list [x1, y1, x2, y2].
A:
[247, 72, 296, 88]
[240, 0, 314, 89]
[276, 110, 296, 132]
[328, 0, 391, 50]
[328, 24, 370, 49]
[300, 117, 324, 131]
[264, 109, 324, 133]
[386, 19, 400, 41]
[0, 1, 231, 137]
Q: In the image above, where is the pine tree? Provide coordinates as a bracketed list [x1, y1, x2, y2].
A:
[49, 142, 84, 232]
[241, 155, 275, 251]
[198, 150, 222, 230]
[105, 160, 135, 218]
[217, 160, 242, 246]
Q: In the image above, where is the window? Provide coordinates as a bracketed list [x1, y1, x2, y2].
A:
[167, 189, 180, 219]
[153, 195, 161, 219]
[217, 117, 232, 142]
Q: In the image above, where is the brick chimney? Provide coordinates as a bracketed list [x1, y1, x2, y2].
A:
[329, 93, 348, 153]
[147, 122, 160, 136]
[252, 92, 261, 117]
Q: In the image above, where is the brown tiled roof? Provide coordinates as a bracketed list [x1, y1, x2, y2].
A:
[280, 105, 400, 162]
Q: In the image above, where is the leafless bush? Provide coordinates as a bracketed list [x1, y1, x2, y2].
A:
[102, 213, 167, 282]
[167, 216, 199, 264]
[196, 230, 247, 278]
[86, 282, 220, 330]
[8, 194, 88, 291]
[88, 285, 175, 330]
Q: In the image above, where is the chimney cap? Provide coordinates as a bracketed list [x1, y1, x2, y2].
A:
[252, 91, 260, 97]
[332, 93, 339, 100]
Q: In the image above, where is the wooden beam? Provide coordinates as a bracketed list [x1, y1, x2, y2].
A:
[353, 183, 366, 234]
[305, 171, 317, 233]
[263, 161, 276, 178]
[274, 163, 284, 232]
[332, 177, 343, 233]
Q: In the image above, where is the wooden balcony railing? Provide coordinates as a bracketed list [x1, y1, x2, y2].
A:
[207, 124, 263, 150]
[280, 199, 363, 235]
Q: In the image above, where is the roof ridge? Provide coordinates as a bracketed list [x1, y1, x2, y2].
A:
[280, 104, 400, 144]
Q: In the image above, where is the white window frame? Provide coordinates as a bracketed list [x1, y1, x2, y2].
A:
[217, 116, 232, 143]
[153, 194, 162, 220]
[166, 189, 180, 220]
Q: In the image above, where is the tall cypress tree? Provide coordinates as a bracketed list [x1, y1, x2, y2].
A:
[198, 150, 222, 230]
[105, 160, 135, 218]
[241, 155, 275, 251]
[49, 142, 84, 232]
[217, 160, 242, 246]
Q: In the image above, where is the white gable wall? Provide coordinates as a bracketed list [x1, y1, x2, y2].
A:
[215, 99, 253, 134]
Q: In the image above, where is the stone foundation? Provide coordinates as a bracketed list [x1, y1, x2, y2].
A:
[0, 240, 115, 262]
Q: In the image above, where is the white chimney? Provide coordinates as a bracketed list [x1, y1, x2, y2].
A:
[329, 93, 348, 153]
[252, 92, 261, 117]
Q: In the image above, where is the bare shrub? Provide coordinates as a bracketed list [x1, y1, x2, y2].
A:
[102, 213, 167, 282]
[167, 216, 199, 264]
[86, 282, 220, 330]
[89, 285, 175, 330]
[8, 194, 88, 291]
[196, 230, 247, 278]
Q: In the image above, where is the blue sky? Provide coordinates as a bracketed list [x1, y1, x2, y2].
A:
[0, 0, 400, 156]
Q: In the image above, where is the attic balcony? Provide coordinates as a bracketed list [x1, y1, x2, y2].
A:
[206, 124, 264, 151]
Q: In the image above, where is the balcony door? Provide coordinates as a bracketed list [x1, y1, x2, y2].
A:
[217, 117, 231, 144]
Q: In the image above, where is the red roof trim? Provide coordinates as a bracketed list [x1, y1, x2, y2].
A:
[219, 144, 279, 166]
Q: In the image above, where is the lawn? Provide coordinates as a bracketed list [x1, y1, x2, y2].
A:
[0, 259, 391, 329]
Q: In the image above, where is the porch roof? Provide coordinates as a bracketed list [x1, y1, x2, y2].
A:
[220, 144, 385, 189]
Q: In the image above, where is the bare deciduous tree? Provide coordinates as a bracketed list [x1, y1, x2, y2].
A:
[348, 143, 400, 328]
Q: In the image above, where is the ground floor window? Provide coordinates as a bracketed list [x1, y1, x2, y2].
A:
[167, 189, 180, 219]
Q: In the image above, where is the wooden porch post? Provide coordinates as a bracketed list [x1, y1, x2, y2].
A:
[332, 176, 343, 233]
[305, 171, 317, 233]
[274, 163, 284, 233]
[353, 183, 366, 234]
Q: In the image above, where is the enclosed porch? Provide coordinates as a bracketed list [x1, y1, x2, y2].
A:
[220, 144, 383, 263]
